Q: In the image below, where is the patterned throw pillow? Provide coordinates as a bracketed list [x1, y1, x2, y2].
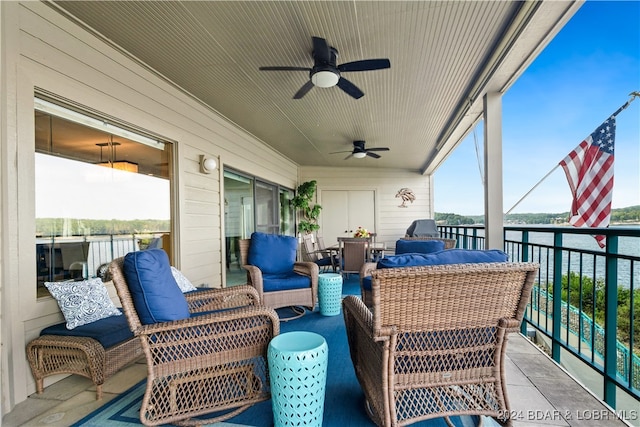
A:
[45, 278, 122, 330]
[171, 267, 197, 292]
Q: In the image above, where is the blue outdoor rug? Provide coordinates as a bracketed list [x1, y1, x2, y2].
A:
[72, 275, 493, 426]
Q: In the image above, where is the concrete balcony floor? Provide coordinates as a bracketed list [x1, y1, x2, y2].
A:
[4, 332, 632, 427]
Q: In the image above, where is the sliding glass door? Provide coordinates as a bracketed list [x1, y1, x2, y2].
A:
[224, 168, 294, 285]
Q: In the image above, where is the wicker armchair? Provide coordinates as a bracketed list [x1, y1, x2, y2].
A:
[343, 262, 539, 427]
[110, 257, 280, 426]
[239, 234, 318, 312]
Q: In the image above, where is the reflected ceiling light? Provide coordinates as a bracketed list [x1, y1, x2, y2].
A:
[353, 151, 367, 159]
[199, 154, 217, 174]
[96, 142, 139, 173]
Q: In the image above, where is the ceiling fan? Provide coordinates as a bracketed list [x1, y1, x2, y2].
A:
[259, 36, 390, 99]
[330, 140, 390, 160]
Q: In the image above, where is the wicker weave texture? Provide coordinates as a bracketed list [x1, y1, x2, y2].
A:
[26, 318, 143, 400]
[110, 257, 280, 426]
[239, 238, 318, 311]
[343, 262, 539, 427]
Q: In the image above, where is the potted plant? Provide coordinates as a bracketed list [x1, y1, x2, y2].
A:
[291, 180, 321, 234]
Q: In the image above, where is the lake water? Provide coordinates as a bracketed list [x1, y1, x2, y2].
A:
[502, 226, 639, 288]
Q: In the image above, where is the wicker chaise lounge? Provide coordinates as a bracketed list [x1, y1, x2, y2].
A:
[110, 254, 280, 426]
[343, 262, 539, 427]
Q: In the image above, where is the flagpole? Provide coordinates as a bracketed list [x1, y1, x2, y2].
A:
[505, 165, 560, 215]
[612, 91, 640, 117]
[504, 91, 638, 216]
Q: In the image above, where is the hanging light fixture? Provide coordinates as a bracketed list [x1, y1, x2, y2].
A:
[96, 142, 139, 173]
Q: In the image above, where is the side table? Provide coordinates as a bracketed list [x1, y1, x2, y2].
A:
[268, 331, 328, 427]
[318, 273, 343, 316]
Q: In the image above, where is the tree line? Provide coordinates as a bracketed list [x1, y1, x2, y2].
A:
[36, 218, 170, 237]
[436, 205, 640, 226]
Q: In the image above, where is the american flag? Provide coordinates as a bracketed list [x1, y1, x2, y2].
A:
[559, 116, 615, 248]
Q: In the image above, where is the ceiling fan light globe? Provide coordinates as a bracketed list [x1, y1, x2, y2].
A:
[311, 70, 339, 88]
[353, 152, 367, 159]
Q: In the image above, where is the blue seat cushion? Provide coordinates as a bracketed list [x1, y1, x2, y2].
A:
[123, 249, 190, 325]
[363, 249, 509, 291]
[40, 311, 133, 349]
[248, 232, 298, 275]
[315, 256, 333, 267]
[395, 239, 445, 255]
[262, 272, 311, 292]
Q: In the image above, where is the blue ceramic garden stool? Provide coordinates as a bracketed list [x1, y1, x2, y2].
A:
[268, 331, 328, 427]
[318, 273, 343, 316]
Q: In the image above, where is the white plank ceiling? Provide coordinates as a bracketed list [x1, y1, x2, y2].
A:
[49, 1, 579, 173]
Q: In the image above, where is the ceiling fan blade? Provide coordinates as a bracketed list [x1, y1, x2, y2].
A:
[259, 66, 311, 71]
[312, 36, 331, 63]
[329, 150, 353, 154]
[365, 147, 390, 152]
[293, 80, 314, 99]
[366, 152, 381, 159]
[338, 58, 391, 72]
[336, 77, 364, 99]
[344, 153, 354, 160]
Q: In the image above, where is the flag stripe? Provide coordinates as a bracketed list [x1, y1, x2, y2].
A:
[559, 116, 616, 248]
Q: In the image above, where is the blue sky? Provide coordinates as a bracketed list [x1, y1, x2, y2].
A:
[434, 0, 640, 216]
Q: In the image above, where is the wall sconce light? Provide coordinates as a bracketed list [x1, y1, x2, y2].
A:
[199, 155, 217, 174]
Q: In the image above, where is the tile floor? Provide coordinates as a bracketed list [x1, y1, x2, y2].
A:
[4, 333, 633, 427]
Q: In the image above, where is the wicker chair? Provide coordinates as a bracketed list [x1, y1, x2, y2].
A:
[110, 257, 280, 426]
[239, 235, 318, 313]
[343, 262, 539, 427]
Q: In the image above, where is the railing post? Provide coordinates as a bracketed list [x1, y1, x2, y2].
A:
[604, 235, 619, 408]
[552, 232, 563, 362]
[110, 234, 115, 260]
[472, 227, 478, 250]
[520, 230, 530, 335]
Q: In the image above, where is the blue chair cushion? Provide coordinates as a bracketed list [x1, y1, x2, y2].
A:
[363, 249, 509, 291]
[262, 272, 311, 292]
[363, 276, 373, 292]
[395, 239, 445, 255]
[40, 310, 133, 349]
[123, 249, 190, 325]
[248, 232, 297, 275]
[377, 249, 508, 269]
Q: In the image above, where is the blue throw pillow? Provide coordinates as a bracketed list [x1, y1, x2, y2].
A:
[377, 249, 508, 269]
[248, 232, 297, 275]
[395, 239, 445, 255]
[123, 249, 190, 324]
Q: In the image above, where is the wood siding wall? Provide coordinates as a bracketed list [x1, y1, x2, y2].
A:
[299, 167, 435, 247]
[1, 2, 298, 409]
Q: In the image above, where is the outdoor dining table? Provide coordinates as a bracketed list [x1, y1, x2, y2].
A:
[325, 241, 387, 261]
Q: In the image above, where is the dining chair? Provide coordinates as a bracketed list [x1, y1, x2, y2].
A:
[337, 237, 371, 279]
[300, 234, 335, 273]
